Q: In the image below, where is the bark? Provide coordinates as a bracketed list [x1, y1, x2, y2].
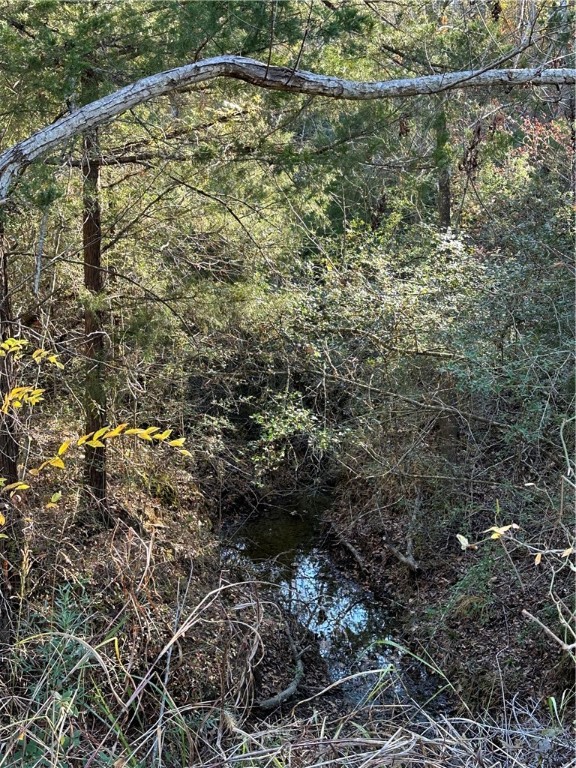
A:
[434, 106, 451, 230]
[569, 92, 575, 202]
[0, 57, 574, 200]
[0, 216, 18, 485]
[81, 131, 110, 526]
[0, 215, 21, 624]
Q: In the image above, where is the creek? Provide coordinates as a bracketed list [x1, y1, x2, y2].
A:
[224, 497, 442, 708]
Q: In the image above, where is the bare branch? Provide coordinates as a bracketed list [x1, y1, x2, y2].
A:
[522, 609, 576, 654]
[1, 55, 574, 200]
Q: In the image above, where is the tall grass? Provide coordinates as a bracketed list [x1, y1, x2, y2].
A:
[1, 578, 573, 768]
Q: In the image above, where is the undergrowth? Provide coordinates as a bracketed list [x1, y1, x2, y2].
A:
[0, 561, 574, 768]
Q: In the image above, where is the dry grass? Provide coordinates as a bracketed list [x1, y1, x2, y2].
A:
[1, 566, 573, 768]
[0, 462, 573, 768]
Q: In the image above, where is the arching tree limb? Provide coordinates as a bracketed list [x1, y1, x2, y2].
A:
[0, 55, 574, 199]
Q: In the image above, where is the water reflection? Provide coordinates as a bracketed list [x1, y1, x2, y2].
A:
[236, 507, 320, 569]
[231, 507, 399, 701]
[279, 548, 397, 698]
[227, 505, 445, 709]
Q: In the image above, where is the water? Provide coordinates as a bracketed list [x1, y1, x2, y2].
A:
[226, 503, 410, 704]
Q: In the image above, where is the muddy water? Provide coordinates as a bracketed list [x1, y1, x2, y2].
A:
[225, 500, 438, 706]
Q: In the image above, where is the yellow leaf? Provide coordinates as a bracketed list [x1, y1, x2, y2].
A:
[456, 534, 470, 551]
[86, 440, 106, 449]
[169, 438, 186, 448]
[49, 491, 62, 504]
[93, 426, 110, 441]
[179, 449, 192, 457]
[484, 524, 519, 540]
[141, 426, 161, 436]
[57, 441, 71, 456]
[77, 432, 94, 446]
[153, 429, 172, 441]
[0, 512, 5, 526]
[48, 355, 64, 369]
[561, 547, 575, 558]
[48, 457, 65, 470]
[534, 552, 542, 565]
[104, 423, 128, 439]
[126, 426, 161, 438]
[4, 482, 30, 493]
[27, 388, 44, 397]
[137, 433, 154, 442]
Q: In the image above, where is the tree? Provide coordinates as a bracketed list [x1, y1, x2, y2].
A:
[0, 54, 572, 515]
[0, 215, 18, 485]
[0, 1, 343, 511]
[81, 129, 109, 520]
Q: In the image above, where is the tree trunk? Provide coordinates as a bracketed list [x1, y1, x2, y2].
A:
[434, 105, 451, 230]
[437, 165, 451, 231]
[0, 215, 18, 485]
[0, 213, 22, 628]
[81, 131, 110, 526]
[568, 92, 575, 203]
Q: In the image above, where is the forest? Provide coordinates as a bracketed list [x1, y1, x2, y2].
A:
[0, 1, 574, 766]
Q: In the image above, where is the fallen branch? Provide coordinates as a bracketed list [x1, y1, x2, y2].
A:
[256, 629, 304, 710]
[329, 522, 369, 574]
[522, 609, 576, 654]
[382, 541, 420, 573]
[382, 492, 421, 573]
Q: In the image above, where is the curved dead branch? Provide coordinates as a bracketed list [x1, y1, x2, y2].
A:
[1, 55, 574, 199]
[256, 629, 304, 710]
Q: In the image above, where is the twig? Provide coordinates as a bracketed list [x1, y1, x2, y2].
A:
[33, 209, 49, 296]
[383, 540, 420, 573]
[381, 493, 421, 573]
[330, 520, 369, 574]
[521, 609, 576, 653]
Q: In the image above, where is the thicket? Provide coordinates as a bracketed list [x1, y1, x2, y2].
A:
[0, 1, 573, 766]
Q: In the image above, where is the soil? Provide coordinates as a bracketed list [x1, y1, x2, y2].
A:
[324, 479, 575, 714]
